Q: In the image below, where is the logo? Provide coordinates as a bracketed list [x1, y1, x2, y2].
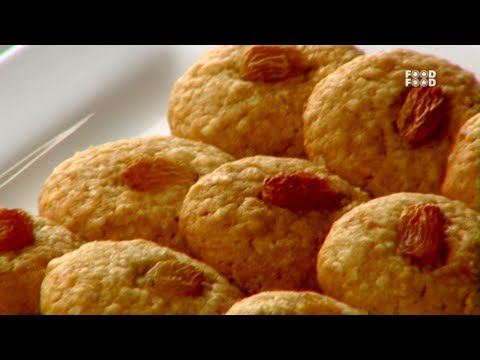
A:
[405, 70, 437, 87]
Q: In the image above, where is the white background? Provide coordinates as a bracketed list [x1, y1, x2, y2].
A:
[0, 45, 478, 213]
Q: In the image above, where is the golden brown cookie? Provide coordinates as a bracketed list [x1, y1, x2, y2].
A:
[180, 155, 370, 295]
[0, 208, 83, 314]
[316, 193, 480, 315]
[40, 239, 243, 314]
[38, 136, 234, 252]
[304, 48, 479, 197]
[168, 45, 364, 158]
[226, 291, 366, 315]
[441, 113, 479, 210]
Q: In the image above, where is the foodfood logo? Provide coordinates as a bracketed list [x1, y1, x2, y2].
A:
[405, 70, 437, 87]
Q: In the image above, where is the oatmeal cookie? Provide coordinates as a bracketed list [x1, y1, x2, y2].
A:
[441, 113, 479, 210]
[38, 136, 234, 252]
[226, 291, 366, 315]
[304, 48, 479, 197]
[180, 155, 370, 294]
[40, 239, 243, 314]
[0, 208, 83, 314]
[168, 45, 363, 158]
[316, 193, 479, 314]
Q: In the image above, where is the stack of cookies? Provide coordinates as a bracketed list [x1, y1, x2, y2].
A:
[2, 45, 478, 315]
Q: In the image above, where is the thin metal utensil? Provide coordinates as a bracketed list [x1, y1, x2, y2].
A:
[0, 112, 95, 191]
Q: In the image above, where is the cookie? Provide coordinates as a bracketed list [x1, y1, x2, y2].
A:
[180, 155, 370, 295]
[0, 208, 83, 314]
[168, 45, 363, 158]
[40, 239, 243, 314]
[225, 291, 366, 315]
[304, 48, 479, 197]
[316, 193, 479, 314]
[441, 113, 479, 210]
[38, 136, 234, 252]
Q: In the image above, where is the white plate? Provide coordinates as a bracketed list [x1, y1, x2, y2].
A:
[0, 45, 478, 214]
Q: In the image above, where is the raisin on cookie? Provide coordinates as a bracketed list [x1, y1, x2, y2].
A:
[316, 193, 479, 314]
[168, 45, 363, 158]
[0, 208, 83, 314]
[38, 136, 234, 253]
[180, 155, 370, 295]
[304, 48, 479, 197]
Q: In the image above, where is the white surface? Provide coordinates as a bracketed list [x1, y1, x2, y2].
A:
[0, 45, 12, 53]
[0, 45, 478, 214]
